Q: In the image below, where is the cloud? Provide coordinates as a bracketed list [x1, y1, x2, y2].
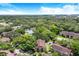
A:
[0, 4, 79, 15]
[0, 9, 39, 15]
[0, 9, 27, 15]
[0, 0, 14, 3]
[0, 3, 38, 15]
[39, 5, 79, 15]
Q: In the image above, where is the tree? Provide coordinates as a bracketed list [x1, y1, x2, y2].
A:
[56, 40, 68, 47]
[0, 26, 12, 33]
[6, 31, 21, 40]
[71, 40, 79, 56]
[0, 43, 12, 50]
[52, 51, 61, 56]
[12, 33, 36, 51]
[4, 26, 12, 32]
[15, 28, 25, 34]
[50, 24, 59, 34]
[34, 26, 56, 42]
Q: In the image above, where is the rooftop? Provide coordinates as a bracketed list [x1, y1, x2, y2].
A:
[60, 31, 79, 36]
[37, 39, 45, 47]
[53, 43, 71, 55]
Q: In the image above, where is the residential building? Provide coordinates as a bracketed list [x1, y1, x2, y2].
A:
[60, 31, 79, 39]
[36, 39, 45, 51]
[52, 43, 72, 56]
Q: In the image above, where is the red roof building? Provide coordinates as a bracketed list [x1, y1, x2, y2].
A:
[36, 39, 45, 51]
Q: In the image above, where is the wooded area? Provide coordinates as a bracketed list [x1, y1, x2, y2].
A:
[0, 15, 79, 56]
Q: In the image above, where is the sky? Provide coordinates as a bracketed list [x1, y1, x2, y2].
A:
[0, 3, 79, 15]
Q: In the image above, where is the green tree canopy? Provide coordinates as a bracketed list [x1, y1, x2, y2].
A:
[12, 33, 36, 51]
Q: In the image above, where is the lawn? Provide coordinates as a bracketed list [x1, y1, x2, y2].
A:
[56, 35, 73, 41]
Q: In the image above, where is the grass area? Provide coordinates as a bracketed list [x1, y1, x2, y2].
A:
[56, 35, 73, 41]
[45, 43, 50, 52]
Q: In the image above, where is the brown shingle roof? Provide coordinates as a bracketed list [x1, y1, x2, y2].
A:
[53, 44, 71, 55]
[37, 39, 45, 48]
